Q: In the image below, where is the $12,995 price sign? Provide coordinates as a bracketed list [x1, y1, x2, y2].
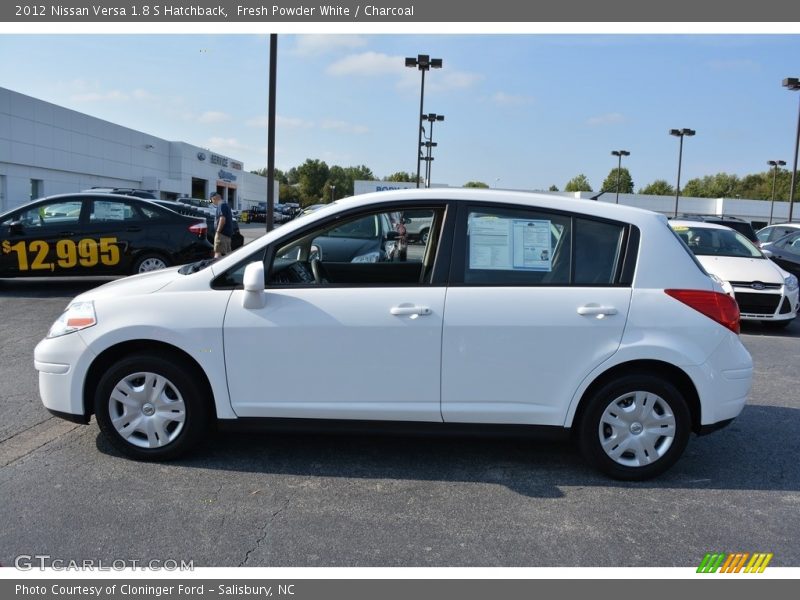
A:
[2, 237, 121, 272]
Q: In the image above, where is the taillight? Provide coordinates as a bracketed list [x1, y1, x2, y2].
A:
[189, 222, 207, 237]
[665, 289, 740, 334]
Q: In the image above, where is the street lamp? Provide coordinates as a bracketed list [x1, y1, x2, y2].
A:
[670, 128, 696, 217]
[330, 184, 336, 203]
[405, 54, 442, 188]
[421, 113, 444, 188]
[610, 150, 630, 204]
[784, 77, 800, 222]
[768, 160, 786, 225]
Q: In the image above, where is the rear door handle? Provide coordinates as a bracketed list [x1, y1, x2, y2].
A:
[577, 304, 618, 317]
[390, 305, 432, 316]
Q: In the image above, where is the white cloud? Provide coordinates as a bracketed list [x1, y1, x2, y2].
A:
[320, 119, 369, 134]
[205, 137, 250, 153]
[70, 89, 129, 103]
[327, 52, 483, 94]
[197, 111, 232, 124]
[586, 113, 626, 126]
[292, 35, 368, 56]
[491, 92, 535, 107]
[245, 115, 314, 129]
[327, 51, 406, 77]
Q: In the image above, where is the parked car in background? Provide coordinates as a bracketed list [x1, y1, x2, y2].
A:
[675, 214, 759, 243]
[35, 189, 752, 481]
[401, 209, 434, 244]
[151, 200, 244, 251]
[756, 222, 800, 246]
[176, 197, 216, 218]
[761, 230, 800, 280]
[1, 193, 212, 276]
[670, 220, 798, 328]
[82, 187, 158, 200]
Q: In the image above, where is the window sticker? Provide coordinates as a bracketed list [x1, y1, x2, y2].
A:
[94, 201, 126, 221]
[468, 215, 552, 271]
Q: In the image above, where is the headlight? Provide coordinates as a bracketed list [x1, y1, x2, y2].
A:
[709, 274, 735, 298]
[47, 301, 97, 338]
[351, 251, 381, 263]
[785, 274, 799, 292]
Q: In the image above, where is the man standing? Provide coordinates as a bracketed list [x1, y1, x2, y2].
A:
[210, 191, 233, 257]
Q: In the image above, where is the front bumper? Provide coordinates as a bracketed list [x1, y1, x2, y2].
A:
[34, 333, 96, 420]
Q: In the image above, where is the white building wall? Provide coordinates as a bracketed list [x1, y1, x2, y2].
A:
[0, 87, 271, 213]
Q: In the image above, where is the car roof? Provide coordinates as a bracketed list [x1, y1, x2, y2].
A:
[333, 188, 665, 225]
[758, 222, 800, 231]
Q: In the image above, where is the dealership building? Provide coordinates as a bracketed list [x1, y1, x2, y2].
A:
[0, 86, 271, 214]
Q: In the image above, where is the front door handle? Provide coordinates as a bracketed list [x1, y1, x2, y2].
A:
[390, 305, 432, 316]
[577, 304, 618, 317]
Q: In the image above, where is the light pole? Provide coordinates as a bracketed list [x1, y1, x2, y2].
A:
[670, 128, 696, 217]
[405, 54, 442, 188]
[422, 113, 444, 188]
[330, 184, 336, 203]
[784, 78, 800, 222]
[610, 150, 630, 204]
[768, 160, 786, 225]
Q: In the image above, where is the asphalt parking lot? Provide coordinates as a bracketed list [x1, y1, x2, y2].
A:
[1, 265, 798, 568]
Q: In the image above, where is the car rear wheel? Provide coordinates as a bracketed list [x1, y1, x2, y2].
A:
[132, 253, 170, 274]
[578, 374, 691, 481]
[94, 353, 210, 461]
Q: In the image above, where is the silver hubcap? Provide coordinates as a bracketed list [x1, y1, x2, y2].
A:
[138, 257, 167, 272]
[599, 391, 676, 467]
[108, 371, 186, 449]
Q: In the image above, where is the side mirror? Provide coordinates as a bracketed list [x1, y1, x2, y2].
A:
[242, 262, 266, 309]
[310, 244, 322, 262]
[761, 248, 773, 258]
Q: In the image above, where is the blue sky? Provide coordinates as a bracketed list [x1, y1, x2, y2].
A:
[1, 34, 799, 191]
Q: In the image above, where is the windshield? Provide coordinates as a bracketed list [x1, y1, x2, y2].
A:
[672, 225, 763, 258]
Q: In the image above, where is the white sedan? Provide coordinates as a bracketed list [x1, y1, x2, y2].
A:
[671, 220, 799, 328]
[35, 189, 753, 480]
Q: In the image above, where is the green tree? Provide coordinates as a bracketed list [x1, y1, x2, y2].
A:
[250, 167, 287, 184]
[681, 173, 740, 198]
[384, 171, 417, 183]
[322, 165, 351, 202]
[564, 174, 593, 192]
[279, 183, 301, 204]
[345, 165, 375, 184]
[601, 168, 633, 194]
[296, 159, 330, 200]
[463, 181, 489, 188]
[548, 185, 559, 192]
[638, 180, 675, 196]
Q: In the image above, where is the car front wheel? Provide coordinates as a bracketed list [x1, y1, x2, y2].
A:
[94, 353, 210, 460]
[578, 374, 691, 481]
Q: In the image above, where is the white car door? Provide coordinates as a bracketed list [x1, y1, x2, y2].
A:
[441, 206, 635, 426]
[223, 206, 447, 422]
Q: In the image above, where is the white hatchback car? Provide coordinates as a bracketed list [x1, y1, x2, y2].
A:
[671, 220, 799, 328]
[35, 189, 753, 480]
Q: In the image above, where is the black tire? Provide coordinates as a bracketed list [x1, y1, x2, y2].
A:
[131, 253, 170, 275]
[577, 374, 691, 481]
[94, 353, 210, 461]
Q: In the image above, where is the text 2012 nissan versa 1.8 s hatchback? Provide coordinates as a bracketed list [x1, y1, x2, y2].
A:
[35, 189, 753, 480]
